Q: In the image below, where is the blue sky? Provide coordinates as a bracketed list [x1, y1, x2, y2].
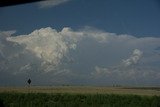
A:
[0, 0, 160, 86]
[1, 0, 160, 37]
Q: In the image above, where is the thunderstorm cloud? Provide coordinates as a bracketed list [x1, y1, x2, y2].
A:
[0, 27, 160, 86]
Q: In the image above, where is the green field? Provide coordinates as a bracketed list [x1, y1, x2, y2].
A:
[0, 86, 160, 107]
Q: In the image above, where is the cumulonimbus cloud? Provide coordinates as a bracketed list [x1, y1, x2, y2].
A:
[7, 27, 69, 66]
[91, 49, 144, 78]
[6, 27, 84, 72]
[91, 48, 160, 85]
[1, 27, 160, 85]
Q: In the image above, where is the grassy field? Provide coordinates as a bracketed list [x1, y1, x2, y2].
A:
[0, 86, 160, 96]
[0, 86, 160, 107]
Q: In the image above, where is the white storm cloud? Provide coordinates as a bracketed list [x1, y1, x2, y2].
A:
[91, 48, 160, 85]
[0, 30, 16, 37]
[7, 27, 68, 66]
[122, 49, 143, 67]
[1, 27, 160, 85]
[91, 66, 111, 77]
[38, 0, 71, 8]
[91, 49, 144, 78]
[6, 27, 84, 68]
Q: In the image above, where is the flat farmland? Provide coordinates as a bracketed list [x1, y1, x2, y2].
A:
[0, 86, 160, 107]
[0, 86, 160, 96]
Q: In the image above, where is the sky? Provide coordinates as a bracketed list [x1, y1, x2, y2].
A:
[0, 0, 160, 86]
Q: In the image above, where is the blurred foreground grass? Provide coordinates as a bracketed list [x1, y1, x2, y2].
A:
[0, 92, 160, 107]
[0, 86, 160, 107]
